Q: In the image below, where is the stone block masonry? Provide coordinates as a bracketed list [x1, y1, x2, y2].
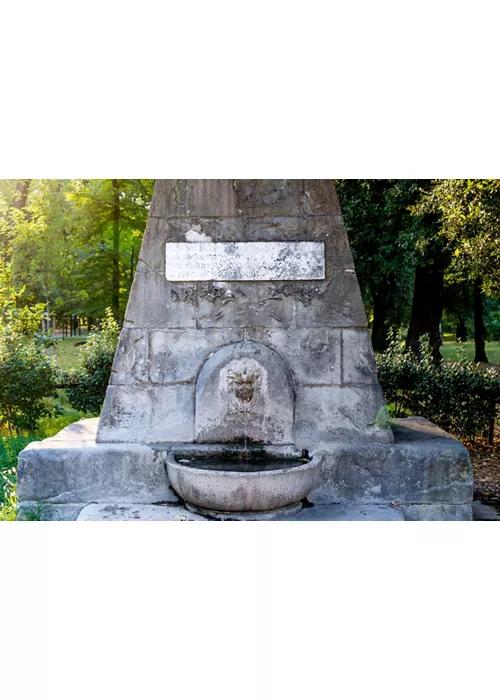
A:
[97, 180, 392, 446]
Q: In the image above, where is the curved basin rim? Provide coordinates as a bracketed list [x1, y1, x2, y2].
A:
[166, 450, 321, 477]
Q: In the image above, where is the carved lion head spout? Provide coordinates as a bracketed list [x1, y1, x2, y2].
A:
[226, 359, 263, 412]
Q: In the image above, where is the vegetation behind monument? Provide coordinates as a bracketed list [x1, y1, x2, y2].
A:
[65, 310, 120, 414]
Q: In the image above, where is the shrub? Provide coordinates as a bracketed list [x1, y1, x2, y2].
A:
[0, 434, 33, 520]
[377, 334, 500, 440]
[0, 340, 58, 432]
[0, 261, 58, 433]
[66, 309, 120, 414]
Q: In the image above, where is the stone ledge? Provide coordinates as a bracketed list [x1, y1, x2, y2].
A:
[309, 417, 473, 506]
[16, 417, 473, 520]
[75, 502, 405, 521]
[15, 501, 473, 521]
[17, 419, 177, 506]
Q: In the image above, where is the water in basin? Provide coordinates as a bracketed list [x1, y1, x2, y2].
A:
[176, 456, 309, 473]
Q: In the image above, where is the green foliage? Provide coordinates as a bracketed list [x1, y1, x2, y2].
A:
[36, 405, 95, 438]
[0, 434, 32, 516]
[16, 503, 50, 521]
[335, 179, 434, 348]
[415, 179, 500, 294]
[1, 179, 154, 322]
[66, 309, 120, 414]
[484, 298, 500, 342]
[378, 334, 500, 440]
[0, 262, 58, 433]
[0, 342, 58, 433]
[0, 432, 38, 520]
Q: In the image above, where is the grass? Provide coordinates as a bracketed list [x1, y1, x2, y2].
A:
[441, 334, 500, 365]
[51, 337, 88, 370]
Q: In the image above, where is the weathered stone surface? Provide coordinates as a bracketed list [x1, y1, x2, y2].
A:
[165, 241, 325, 282]
[97, 385, 195, 443]
[195, 281, 298, 330]
[167, 217, 245, 243]
[234, 179, 302, 217]
[293, 270, 368, 328]
[399, 504, 473, 521]
[295, 385, 392, 445]
[76, 502, 406, 521]
[282, 503, 405, 521]
[17, 421, 177, 505]
[309, 418, 473, 505]
[342, 329, 379, 384]
[300, 180, 342, 216]
[77, 503, 206, 521]
[248, 328, 342, 386]
[194, 277, 368, 331]
[124, 271, 197, 329]
[146, 328, 242, 385]
[195, 341, 294, 444]
[110, 328, 149, 385]
[245, 216, 355, 270]
[150, 179, 239, 219]
[44, 418, 98, 443]
[138, 217, 246, 274]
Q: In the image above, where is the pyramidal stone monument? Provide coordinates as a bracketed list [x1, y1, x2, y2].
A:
[17, 180, 473, 521]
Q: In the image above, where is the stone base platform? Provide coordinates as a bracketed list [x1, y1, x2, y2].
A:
[16, 416, 473, 521]
[76, 502, 407, 521]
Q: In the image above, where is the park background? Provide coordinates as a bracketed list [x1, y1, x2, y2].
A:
[1, 178, 500, 520]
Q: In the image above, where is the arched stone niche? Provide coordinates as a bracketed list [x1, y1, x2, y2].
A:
[195, 341, 294, 444]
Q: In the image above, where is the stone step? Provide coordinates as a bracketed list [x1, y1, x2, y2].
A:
[280, 504, 404, 521]
[77, 503, 405, 521]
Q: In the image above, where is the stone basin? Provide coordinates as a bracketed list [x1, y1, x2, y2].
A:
[166, 447, 322, 514]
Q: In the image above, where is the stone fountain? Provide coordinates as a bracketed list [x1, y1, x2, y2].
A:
[17, 180, 473, 520]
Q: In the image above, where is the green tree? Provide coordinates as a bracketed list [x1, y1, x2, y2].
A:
[415, 179, 500, 362]
[1, 179, 154, 325]
[65, 179, 154, 321]
[335, 179, 428, 350]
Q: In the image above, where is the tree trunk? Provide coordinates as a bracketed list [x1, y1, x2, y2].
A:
[371, 286, 389, 351]
[10, 180, 31, 211]
[473, 277, 488, 363]
[456, 316, 467, 342]
[406, 261, 445, 365]
[111, 179, 120, 320]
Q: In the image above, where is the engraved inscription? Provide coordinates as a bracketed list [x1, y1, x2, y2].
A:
[165, 242, 325, 282]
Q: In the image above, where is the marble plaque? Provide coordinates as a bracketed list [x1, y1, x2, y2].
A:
[165, 242, 325, 281]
